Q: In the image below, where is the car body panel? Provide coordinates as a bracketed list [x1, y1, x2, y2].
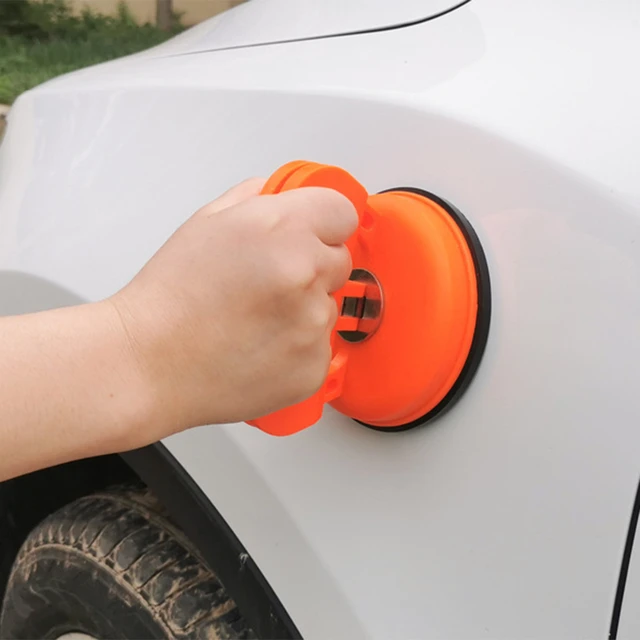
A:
[616, 499, 640, 638]
[145, 0, 470, 55]
[1, 1, 640, 638]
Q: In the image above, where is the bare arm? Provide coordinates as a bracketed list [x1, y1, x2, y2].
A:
[0, 179, 357, 482]
[0, 301, 152, 482]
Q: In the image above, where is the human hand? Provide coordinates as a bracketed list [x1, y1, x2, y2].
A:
[109, 177, 359, 436]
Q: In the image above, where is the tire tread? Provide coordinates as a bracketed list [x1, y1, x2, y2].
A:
[1, 485, 254, 640]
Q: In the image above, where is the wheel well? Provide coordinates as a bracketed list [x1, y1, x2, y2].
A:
[0, 444, 300, 640]
[0, 454, 136, 604]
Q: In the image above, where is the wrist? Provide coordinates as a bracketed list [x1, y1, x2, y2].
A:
[92, 298, 169, 451]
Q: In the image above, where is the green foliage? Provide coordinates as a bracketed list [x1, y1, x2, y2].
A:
[0, 1, 34, 38]
[0, 0, 184, 104]
[0, 0, 183, 40]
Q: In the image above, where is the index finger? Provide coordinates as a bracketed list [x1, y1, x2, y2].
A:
[199, 177, 267, 218]
[276, 187, 360, 246]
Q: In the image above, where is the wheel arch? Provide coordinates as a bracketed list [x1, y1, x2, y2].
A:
[0, 444, 300, 640]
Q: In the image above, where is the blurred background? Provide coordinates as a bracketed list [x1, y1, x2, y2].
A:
[73, 0, 246, 26]
[0, 0, 247, 115]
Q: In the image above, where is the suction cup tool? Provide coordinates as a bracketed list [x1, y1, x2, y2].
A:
[247, 162, 491, 436]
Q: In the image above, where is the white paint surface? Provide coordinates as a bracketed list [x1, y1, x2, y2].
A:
[148, 0, 468, 55]
[1, 1, 640, 638]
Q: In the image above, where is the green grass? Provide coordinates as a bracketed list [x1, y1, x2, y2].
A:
[0, 1, 183, 105]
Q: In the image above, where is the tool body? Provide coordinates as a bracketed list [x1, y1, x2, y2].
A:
[247, 161, 491, 436]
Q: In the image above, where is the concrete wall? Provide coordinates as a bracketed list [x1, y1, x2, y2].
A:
[69, 0, 245, 26]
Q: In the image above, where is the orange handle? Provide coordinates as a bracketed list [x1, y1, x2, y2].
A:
[246, 161, 369, 436]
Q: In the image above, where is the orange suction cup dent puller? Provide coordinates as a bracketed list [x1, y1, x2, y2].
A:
[247, 162, 491, 436]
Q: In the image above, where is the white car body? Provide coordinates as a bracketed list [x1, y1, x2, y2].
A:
[1, 0, 640, 638]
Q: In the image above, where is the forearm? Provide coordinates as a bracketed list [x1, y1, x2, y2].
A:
[0, 301, 155, 482]
[0, 179, 356, 482]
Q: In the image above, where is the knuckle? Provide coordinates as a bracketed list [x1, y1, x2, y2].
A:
[265, 192, 307, 230]
[304, 186, 347, 208]
[327, 297, 339, 328]
[289, 298, 332, 349]
[281, 186, 349, 217]
[274, 254, 317, 293]
[257, 203, 285, 233]
[320, 189, 359, 224]
[320, 246, 352, 293]
[335, 245, 353, 277]
[308, 299, 332, 331]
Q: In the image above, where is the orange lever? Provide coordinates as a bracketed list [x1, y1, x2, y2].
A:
[246, 161, 370, 436]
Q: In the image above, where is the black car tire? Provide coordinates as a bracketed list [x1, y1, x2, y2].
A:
[0, 485, 254, 640]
